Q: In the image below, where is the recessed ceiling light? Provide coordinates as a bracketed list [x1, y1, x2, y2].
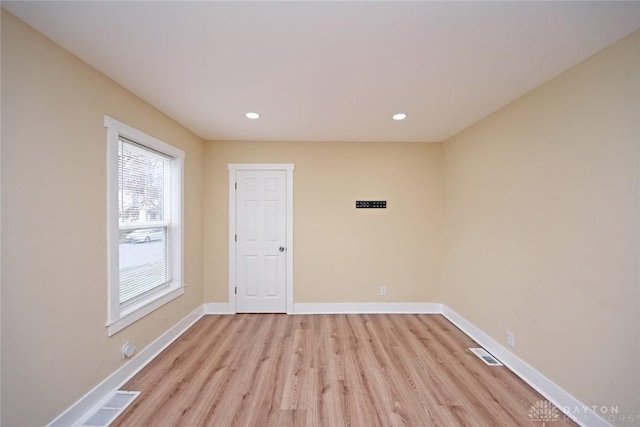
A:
[392, 113, 407, 121]
[245, 112, 260, 119]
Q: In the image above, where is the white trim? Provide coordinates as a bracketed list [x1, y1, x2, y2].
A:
[228, 163, 293, 171]
[203, 302, 235, 315]
[104, 116, 185, 336]
[104, 116, 184, 159]
[285, 168, 294, 314]
[106, 127, 120, 325]
[441, 306, 611, 427]
[47, 305, 204, 427]
[293, 302, 443, 314]
[107, 287, 184, 336]
[228, 163, 295, 314]
[228, 168, 237, 312]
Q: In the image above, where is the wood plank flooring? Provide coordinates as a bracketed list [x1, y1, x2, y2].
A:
[112, 314, 576, 426]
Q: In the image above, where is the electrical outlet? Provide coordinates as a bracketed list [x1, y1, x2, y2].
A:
[380, 286, 387, 296]
[506, 331, 515, 349]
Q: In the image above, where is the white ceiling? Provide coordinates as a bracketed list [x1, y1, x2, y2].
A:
[4, 1, 640, 142]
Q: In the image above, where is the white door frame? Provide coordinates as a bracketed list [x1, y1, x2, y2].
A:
[228, 163, 294, 314]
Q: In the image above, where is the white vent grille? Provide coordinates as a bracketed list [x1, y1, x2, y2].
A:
[469, 348, 503, 366]
[78, 391, 140, 427]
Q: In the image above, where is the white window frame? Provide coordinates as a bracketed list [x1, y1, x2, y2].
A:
[105, 116, 185, 336]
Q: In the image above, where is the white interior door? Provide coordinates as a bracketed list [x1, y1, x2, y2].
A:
[235, 170, 287, 312]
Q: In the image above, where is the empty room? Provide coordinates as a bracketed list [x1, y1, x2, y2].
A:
[1, 1, 639, 426]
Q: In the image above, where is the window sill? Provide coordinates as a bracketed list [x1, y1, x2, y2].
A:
[106, 285, 185, 336]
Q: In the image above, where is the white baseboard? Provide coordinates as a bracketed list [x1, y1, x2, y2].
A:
[47, 305, 205, 427]
[441, 305, 611, 427]
[204, 302, 443, 315]
[293, 302, 442, 314]
[203, 302, 234, 314]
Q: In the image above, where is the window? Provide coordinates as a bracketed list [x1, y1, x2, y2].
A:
[105, 116, 184, 336]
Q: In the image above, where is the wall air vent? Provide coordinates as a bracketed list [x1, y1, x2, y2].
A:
[469, 348, 503, 366]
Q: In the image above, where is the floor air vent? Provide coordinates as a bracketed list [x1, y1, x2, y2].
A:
[79, 391, 140, 427]
[469, 348, 503, 366]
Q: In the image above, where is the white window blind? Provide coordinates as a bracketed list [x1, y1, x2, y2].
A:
[118, 138, 172, 307]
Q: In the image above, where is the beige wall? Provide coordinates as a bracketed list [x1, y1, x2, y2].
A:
[204, 141, 443, 304]
[442, 30, 640, 422]
[1, 11, 205, 426]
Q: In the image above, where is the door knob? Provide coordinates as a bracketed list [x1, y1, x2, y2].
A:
[279, 246, 285, 252]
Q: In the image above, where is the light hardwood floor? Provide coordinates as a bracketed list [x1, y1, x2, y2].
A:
[113, 314, 575, 426]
